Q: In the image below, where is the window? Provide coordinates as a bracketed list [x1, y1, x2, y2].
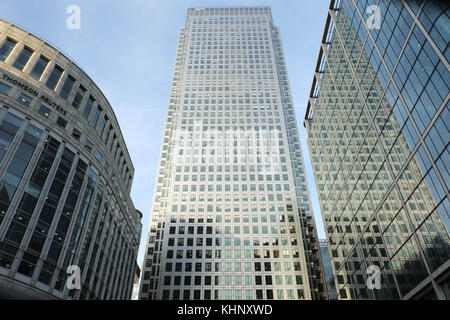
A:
[83, 95, 95, 119]
[95, 151, 103, 162]
[29, 55, 49, 80]
[0, 82, 11, 95]
[38, 105, 51, 118]
[91, 106, 102, 127]
[13, 46, 33, 71]
[98, 115, 108, 137]
[56, 117, 67, 129]
[0, 38, 16, 61]
[17, 93, 32, 106]
[45, 65, 64, 90]
[71, 85, 86, 109]
[84, 139, 93, 152]
[72, 128, 81, 140]
[59, 75, 75, 99]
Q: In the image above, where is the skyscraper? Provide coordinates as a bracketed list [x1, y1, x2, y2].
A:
[140, 7, 326, 300]
[305, 0, 449, 299]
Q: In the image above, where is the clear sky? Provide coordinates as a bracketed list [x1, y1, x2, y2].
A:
[0, 0, 330, 266]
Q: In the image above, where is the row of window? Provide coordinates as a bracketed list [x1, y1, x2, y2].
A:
[158, 275, 303, 288]
[160, 260, 301, 273]
[168, 214, 295, 223]
[165, 236, 298, 246]
[166, 224, 298, 235]
[146, 288, 303, 300]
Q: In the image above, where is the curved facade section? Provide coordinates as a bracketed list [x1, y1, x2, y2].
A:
[0, 20, 142, 300]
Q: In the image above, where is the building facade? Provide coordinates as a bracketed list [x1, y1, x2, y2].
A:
[305, 0, 449, 299]
[319, 239, 337, 299]
[140, 7, 327, 300]
[0, 20, 142, 300]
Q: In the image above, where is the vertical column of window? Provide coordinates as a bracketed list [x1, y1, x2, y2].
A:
[36, 147, 75, 286]
[0, 124, 43, 245]
[124, 251, 137, 299]
[116, 236, 129, 299]
[105, 229, 123, 299]
[123, 248, 135, 299]
[12, 46, 33, 71]
[104, 224, 119, 299]
[71, 85, 86, 109]
[116, 245, 131, 299]
[92, 209, 112, 297]
[59, 75, 76, 100]
[104, 231, 120, 299]
[13, 137, 61, 278]
[83, 95, 95, 120]
[3, 135, 58, 248]
[29, 55, 49, 81]
[84, 199, 108, 298]
[24, 145, 71, 257]
[0, 38, 17, 62]
[77, 182, 104, 296]
[45, 65, 64, 91]
[0, 113, 24, 266]
[63, 169, 98, 298]
[109, 235, 125, 299]
[0, 113, 23, 172]
[98, 220, 117, 299]
[0, 127, 43, 279]
[48, 158, 87, 292]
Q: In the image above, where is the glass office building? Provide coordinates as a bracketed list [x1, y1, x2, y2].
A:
[0, 20, 142, 299]
[305, 0, 449, 299]
[140, 7, 327, 300]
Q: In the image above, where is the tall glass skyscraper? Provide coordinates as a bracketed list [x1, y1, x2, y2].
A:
[140, 7, 327, 300]
[305, 0, 449, 299]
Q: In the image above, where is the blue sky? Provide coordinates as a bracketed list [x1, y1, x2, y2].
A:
[0, 0, 330, 265]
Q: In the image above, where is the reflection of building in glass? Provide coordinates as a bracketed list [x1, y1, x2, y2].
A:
[305, 0, 449, 299]
[132, 265, 141, 300]
[319, 239, 337, 299]
[139, 7, 327, 300]
[0, 20, 142, 299]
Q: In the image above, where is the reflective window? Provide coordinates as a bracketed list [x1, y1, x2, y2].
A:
[0, 82, 11, 95]
[83, 95, 95, 119]
[17, 93, 33, 106]
[13, 46, 33, 71]
[72, 128, 81, 140]
[38, 104, 51, 118]
[59, 74, 75, 100]
[0, 38, 16, 62]
[45, 64, 64, 90]
[56, 116, 67, 128]
[71, 85, 86, 109]
[91, 106, 101, 128]
[29, 55, 49, 80]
